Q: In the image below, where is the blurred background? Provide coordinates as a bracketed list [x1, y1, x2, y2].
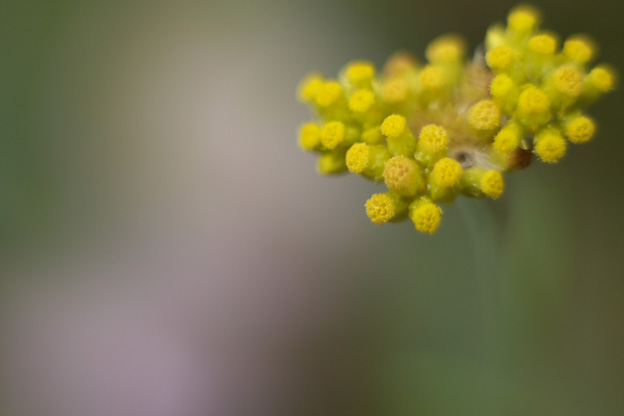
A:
[1, 0, 622, 415]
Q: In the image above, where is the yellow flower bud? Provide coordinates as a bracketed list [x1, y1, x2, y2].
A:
[298, 123, 321, 151]
[382, 78, 410, 103]
[418, 124, 449, 154]
[348, 89, 376, 113]
[383, 156, 426, 197]
[381, 114, 406, 138]
[582, 66, 617, 101]
[409, 197, 443, 234]
[563, 114, 596, 144]
[320, 121, 345, 149]
[507, 6, 539, 33]
[297, 73, 324, 102]
[429, 158, 463, 202]
[552, 65, 583, 98]
[315, 80, 343, 108]
[490, 74, 519, 114]
[534, 127, 567, 163]
[414, 124, 449, 166]
[485, 25, 506, 50]
[317, 150, 347, 175]
[365, 192, 407, 225]
[461, 167, 505, 199]
[383, 52, 418, 77]
[493, 121, 524, 155]
[468, 99, 501, 133]
[528, 34, 558, 55]
[426, 34, 466, 62]
[418, 65, 445, 91]
[486, 46, 514, 72]
[381, 115, 417, 157]
[481, 170, 505, 199]
[345, 61, 375, 86]
[346, 143, 390, 180]
[345, 143, 370, 174]
[431, 157, 463, 188]
[563, 37, 595, 63]
[515, 85, 551, 131]
[587, 66, 615, 93]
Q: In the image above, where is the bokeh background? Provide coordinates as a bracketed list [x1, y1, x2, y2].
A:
[1, 0, 623, 415]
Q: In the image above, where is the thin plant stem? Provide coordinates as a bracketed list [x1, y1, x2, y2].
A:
[458, 198, 507, 416]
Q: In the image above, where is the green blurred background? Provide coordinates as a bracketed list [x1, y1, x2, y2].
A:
[1, 0, 622, 415]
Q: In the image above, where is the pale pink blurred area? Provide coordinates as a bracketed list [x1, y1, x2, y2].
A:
[1, 2, 381, 415]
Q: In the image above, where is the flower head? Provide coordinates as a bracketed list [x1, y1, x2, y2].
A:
[410, 198, 443, 234]
[297, 5, 615, 234]
[528, 34, 557, 55]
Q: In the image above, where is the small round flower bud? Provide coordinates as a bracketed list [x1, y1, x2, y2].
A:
[563, 114, 596, 144]
[382, 115, 417, 157]
[415, 124, 449, 166]
[485, 25, 506, 50]
[418, 124, 449, 154]
[409, 198, 443, 234]
[348, 89, 376, 113]
[298, 123, 321, 151]
[297, 73, 324, 102]
[582, 66, 617, 102]
[468, 99, 501, 133]
[528, 34, 558, 55]
[320, 121, 345, 149]
[381, 114, 406, 138]
[418, 65, 445, 91]
[515, 85, 551, 131]
[429, 158, 463, 202]
[345, 61, 375, 86]
[490, 74, 519, 114]
[587, 66, 615, 93]
[431, 157, 463, 188]
[382, 78, 409, 103]
[365, 192, 407, 225]
[563, 37, 595, 63]
[481, 171, 504, 199]
[461, 167, 505, 199]
[507, 6, 539, 33]
[534, 127, 567, 163]
[317, 150, 347, 175]
[383, 52, 418, 77]
[486, 46, 514, 72]
[493, 121, 524, 155]
[346, 143, 370, 174]
[346, 143, 390, 180]
[383, 156, 426, 197]
[315, 80, 343, 108]
[552, 65, 583, 98]
[426, 34, 466, 63]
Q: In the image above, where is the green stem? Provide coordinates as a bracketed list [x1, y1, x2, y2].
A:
[457, 198, 506, 416]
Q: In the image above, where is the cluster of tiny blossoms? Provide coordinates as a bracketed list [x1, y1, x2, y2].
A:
[297, 5, 615, 234]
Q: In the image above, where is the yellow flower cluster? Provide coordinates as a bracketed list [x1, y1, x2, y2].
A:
[297, 5, 615, 234]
